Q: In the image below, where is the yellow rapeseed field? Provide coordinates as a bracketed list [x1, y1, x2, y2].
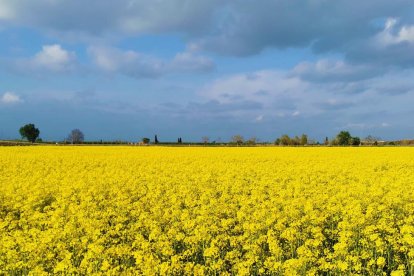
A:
[1, 146, 414, 275]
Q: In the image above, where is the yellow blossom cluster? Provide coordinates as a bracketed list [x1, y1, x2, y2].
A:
[0, 146, 414, 275]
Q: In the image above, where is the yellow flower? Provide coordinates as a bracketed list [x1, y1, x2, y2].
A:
[0, 146, 413, 274]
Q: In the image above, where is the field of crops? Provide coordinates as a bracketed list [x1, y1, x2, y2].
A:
[1, 147, 414, 275]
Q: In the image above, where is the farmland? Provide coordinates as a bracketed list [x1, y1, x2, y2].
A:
[1, 147, 414, 275]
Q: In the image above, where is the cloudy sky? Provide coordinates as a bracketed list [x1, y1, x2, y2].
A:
[1, 0, 414, 142]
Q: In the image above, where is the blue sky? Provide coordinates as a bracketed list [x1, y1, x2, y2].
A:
[1, 0, 414, 142]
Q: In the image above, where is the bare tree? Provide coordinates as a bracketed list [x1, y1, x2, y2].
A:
[363, 135, 380, 145]
[67, 129, 84, 144]
[202, 136, 210, 144]
[231, 135, 244, 145]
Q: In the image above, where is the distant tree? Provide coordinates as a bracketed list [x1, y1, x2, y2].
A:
[279, 134, 291, 146]
[142, 137, 150, 144]
[177, 137, 183, 144]
[291, 135, 300, 146]
[154, 135, 159, 144]
[324, 137, 329, 145]
[67, 129, 84, 144]
[400, 139, 410, 146]
[350, 136, 361, 146]
[202, 136, 210, 144]
[300, 134, 308, 146]
[19, 123, 40, 143]
[246, 137, 257, 145]
[330, 138, 339, 146]
[364, 135, 380, 145]
[336, 131, 352, 146]
[274, 138, 281, 145]
[231, 135, 244, 145]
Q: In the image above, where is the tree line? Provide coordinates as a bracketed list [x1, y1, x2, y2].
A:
[16, 123, 408, 146]
[19, 124, 85, 144]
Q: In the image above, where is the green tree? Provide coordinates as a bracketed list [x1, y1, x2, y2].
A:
[350, 136, 361, 146]
[142, 137, 150, 144]
[279, 134, 291, 146]
[19, 123, 40, 143]
[292, 135, 300, 146]
[300, 134, 308, 146]
[246, 137, 257, 145]
[336, 131, 352, 146]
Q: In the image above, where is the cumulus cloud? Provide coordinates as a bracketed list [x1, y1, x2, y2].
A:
[0, 0, 14, 21]
[88, 46, 164, 78]
[12, 44, 77, 74]
[0, 0, 221, 36]
[33, 44, 76, 72]
[199, 64, 414, 124]
[2, 0, 414, 75]
[376, 18, 414, 46]
[2, 0, 414, 140]
[199, 70, 308, 120]
[317, 99, 355, 111]
[0, 92, 22, 104]
[88, 46, 214, 78]
[255, 115, 264, 122]
[188, 100, 262, 113]
[346, 18, 414, 67]
[1, 0, 414, 62]
[193, 0, 414, 56]
[292, 60, 382, 83]
[169, 52, 214, 73]
[201, 71, 299, 103]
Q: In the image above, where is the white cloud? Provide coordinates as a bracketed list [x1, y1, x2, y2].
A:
[398, 25, 414, 43]
[169, 52, 214, 73]
[0, 0, 14, 20]
[200, 70, 313, 119]
[200, 70, 305, 105]
[32, 44, 76, 72]
[376, 18, 414, 46]
[88, 46, 163, 78]
[199, 63, 414, 124]
[292, 60, 381, 82]
[12, 44, 77, 74]
[88, 46, 214, 78]
[255, 115, 264, 122]
[0, 0, 221, 37]
[0, 92, 22, 104]
[1, 0, 413, 60]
